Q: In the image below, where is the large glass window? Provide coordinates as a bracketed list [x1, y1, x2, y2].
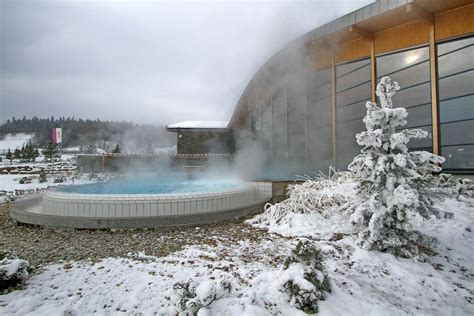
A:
[336, 58, 371, 169]
[272, 88, 287, 164]
[437, 36, 474, 170]
[287, 76, 306, 165]
[377, 46, 432, 151]
[261, 98, 272, 165]
[307, 67, 332, 172]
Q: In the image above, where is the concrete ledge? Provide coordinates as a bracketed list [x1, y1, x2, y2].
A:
[9, 197, 269, 229]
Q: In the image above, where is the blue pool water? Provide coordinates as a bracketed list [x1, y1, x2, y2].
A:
[57, 175, 245, 194]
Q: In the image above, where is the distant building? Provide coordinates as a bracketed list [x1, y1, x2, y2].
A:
[166, 121, 233, 155]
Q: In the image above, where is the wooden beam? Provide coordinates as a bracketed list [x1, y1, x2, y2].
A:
[304, 73, 308, 164]
[331, 54, 337, 167]
[349, 25, 373, 41]
[285, 85, 289, 160]
[370, 40, 376, 102]
[270, 94, 274, 165]
[429, 24, 440, 156]
[406, 3, 433, 27]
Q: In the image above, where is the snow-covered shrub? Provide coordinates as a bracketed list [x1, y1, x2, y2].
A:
[18, 176, 32, 184]
[347, 76, 447, 258]
[53, 176, 66, 183]
[249, 169, 353, 228]
[280, 240, 330, 313]
[429, 173, 473, 201]
[38, 170, 47, 183]
[0, 256, 30, 290]
[172, 278, 233, 314]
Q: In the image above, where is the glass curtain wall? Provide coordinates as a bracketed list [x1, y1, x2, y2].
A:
[437, 36, 474, 170]
[260, 98, 272, 165]
[287, 78, 307, 166]
[250, 107, 261, 141]
[306, 67, 332, 172]
[272, 88, 287, 164]
[376, 46, 432, 151]
[335, 58, 371, 169]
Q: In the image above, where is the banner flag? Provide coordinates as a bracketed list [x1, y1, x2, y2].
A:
[52, 128, 62, 144]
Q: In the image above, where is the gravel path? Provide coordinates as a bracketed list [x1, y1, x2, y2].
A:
[0, 203, 272, 271]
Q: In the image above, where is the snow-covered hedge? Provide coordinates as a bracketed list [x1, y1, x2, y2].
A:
[249, 169, 354, 229]
[0, 256, 29, 290]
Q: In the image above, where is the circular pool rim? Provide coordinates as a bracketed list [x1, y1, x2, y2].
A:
[10, 181, 273, 229]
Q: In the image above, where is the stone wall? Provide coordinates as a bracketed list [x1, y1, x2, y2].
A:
[176, 130, 233, 155]
[77, 154, 231, 173]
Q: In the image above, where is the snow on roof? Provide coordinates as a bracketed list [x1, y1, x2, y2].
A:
[166, 121, 229, 129]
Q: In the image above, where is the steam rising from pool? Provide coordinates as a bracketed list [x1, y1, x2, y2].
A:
[57, 174, 246, 194]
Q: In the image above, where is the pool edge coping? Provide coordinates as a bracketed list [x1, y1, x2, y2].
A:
[9, 196, 270, 229]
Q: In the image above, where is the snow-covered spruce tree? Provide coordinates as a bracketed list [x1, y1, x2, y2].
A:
[347, 76, 445, 258]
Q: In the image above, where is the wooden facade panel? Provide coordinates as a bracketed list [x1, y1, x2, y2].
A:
[374, 20, 430, 54]
[309, 49, 333, 70]
[435, 4, 474, 41]
[335, 38, 371, 63]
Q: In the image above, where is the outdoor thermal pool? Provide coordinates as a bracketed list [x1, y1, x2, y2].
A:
[10, 174, 273, 229]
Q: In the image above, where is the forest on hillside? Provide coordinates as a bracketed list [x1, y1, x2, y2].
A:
[0, 116, 175, 151]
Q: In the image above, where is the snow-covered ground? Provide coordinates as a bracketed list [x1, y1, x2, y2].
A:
[154, 145, 177, 155]
[0, 178, 472, 315]
[252, 197, 474, 315]
[0, 134, 35, 152]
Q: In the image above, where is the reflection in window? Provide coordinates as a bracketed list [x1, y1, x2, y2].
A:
[376, 46, 432, 152]
[261, 99, 272, 165]
[272, 88, 287, 164]
[307, 67, 332, 172]
[287, 76, 306, 166]
[336, 58, 371, 169]
[438, 36, 474, 170]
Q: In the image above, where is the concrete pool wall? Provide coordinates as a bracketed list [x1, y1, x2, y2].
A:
[10, 182, 273, 229]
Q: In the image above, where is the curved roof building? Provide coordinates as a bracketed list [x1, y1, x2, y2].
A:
[228, 0, 473, 176]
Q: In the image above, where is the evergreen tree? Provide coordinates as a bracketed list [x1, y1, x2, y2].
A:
[21, 143, 36, 162]
[111, 144, 121, 153]
[20, 145, 25, 161]
[33, 148, 40, 161]
[347, 76, 445, 258]
[42, 141, 59, 162]
[38, 170, 47, 183]
[5, 149, 13, 163]
[85, 143, 97, 154]
[144, 141, 155, 154]
[13, 148, 21, 160]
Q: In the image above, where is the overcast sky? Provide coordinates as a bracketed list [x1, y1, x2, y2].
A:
[1, 0, 373, 125]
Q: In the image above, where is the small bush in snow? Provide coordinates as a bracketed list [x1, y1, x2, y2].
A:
[53, 176, 66, 183]
[38, 170, 47, 183]
[430, 173, 473, 201]
[0, 256, 30, 290]
[18, 176, 33, 184]
[281, 240, 330, 313]
[347, 76, 446, 258]
[172, 278, 232, 314]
